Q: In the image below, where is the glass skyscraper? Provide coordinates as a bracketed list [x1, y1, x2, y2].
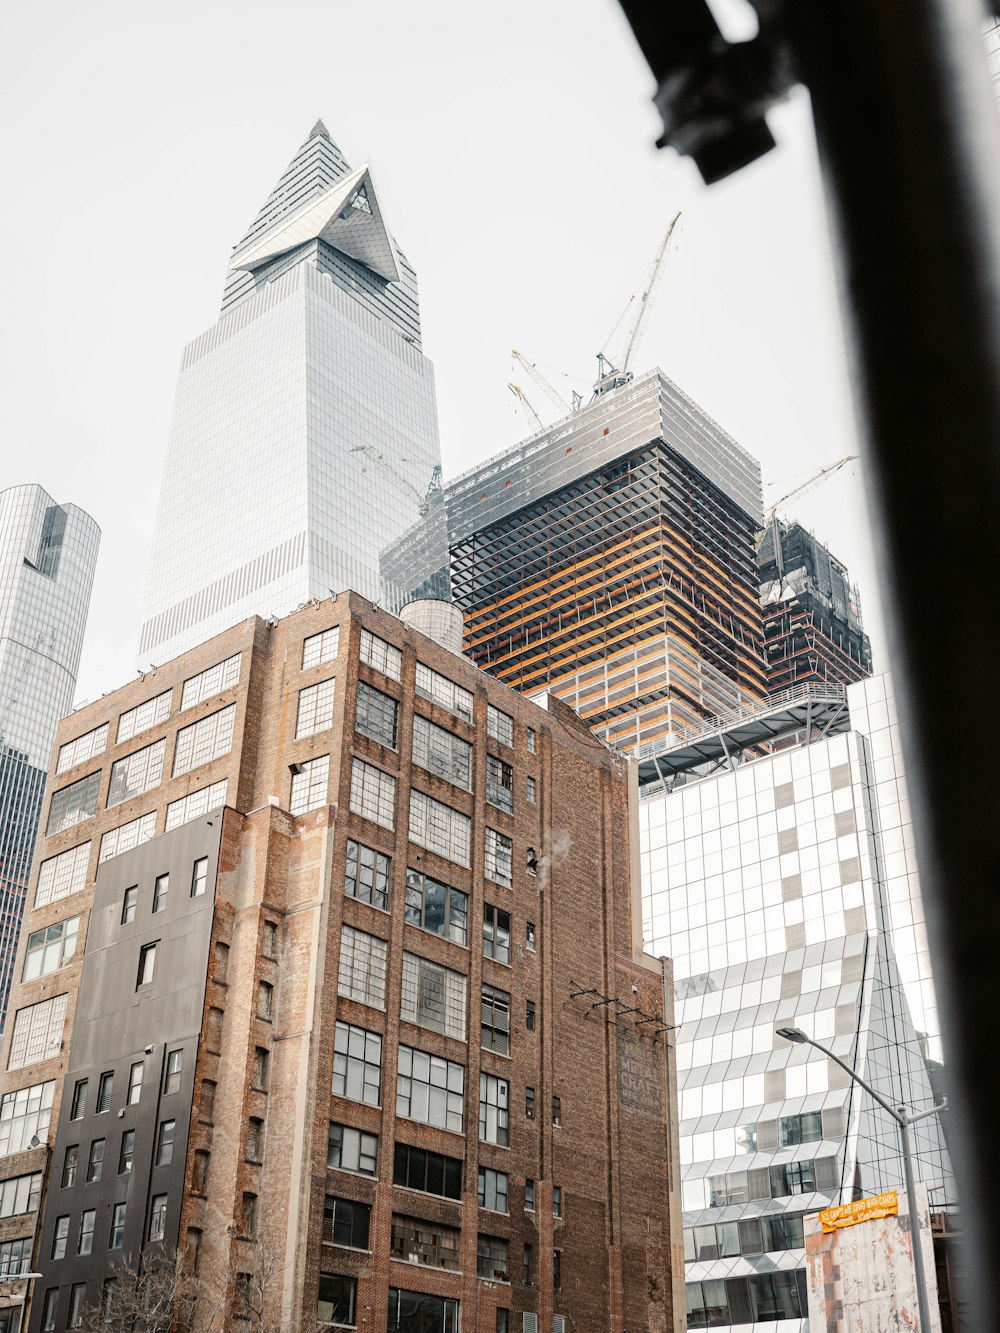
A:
[0, 484, 99, 1026]
[138, 120, 447, 666]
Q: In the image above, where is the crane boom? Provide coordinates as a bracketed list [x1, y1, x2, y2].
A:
[756, 455, 858, 550]
[621, 211, 682, 376]
[507, 383, 544, 432]
[511, 349, 571, 418]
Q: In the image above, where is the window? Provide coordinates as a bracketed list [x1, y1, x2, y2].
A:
[526, 921, 536, 950]
[400, 953, 467, 1040]
[327, 1123, 378, 1176]
[127, 1061, 143, 1105]
[164, 1049, 183, 1094]
[252, 1047, 270, 1091]
[152, 873, 169, 913]
[526, 1000, 536, 1032]
[57, 723, 110, 775]
[345, 840, 390, 911]
[487, 705, 514, 747]
[302, 626, 340, 669]
[522, 1243, 533, 1286]
[191, 857, 208, 897]
[296, 678, 336, 739]
[68, 1283, 87, 1328]
[61, 1145, 79, 1189]
[117, 689, 171, 744]
[137, 941, 158, 988]
[396, 1046, 465, 1133]
[393, 1143, 462, 1200]
[317, 1274, 357, 1327]
[173, 705, 235, 776]
[0, 1171, 41, 1221]
[156, 1119, 176, 1167]
[391, 1214, 460, 1271]
[387, 1290, 459, 1333]
[246, 1117, 264, 1162]
[779, 1111, 824, 1146]
[78, 1208, 95, 1254]
[290, 755, 330, 814]
[121, 885, 138, 924]
[526, 727, 536, 754]
[481, 985, 511, 1055]
[483, 905, 511, 964]
[485, 828, 513, 887]
[360, 629, 402, 681]
[22, 915, 80, 981]
[337, 925, 388, 1009]
[200, 1081, 216, 1122]
[553, 1250, 562, 1288]
[552, 1186, 562, 1218]
[0, 1237, 31, 1279]
[87, 1138, 105, 1183]
[480, 1074, 509, 1145]
[262, 921, 279, 958]
[407, 874, 469, 952]
[41, 1289, 59, 1332]
[526, 847, 539, 875]
[165, 780, 227, 831]
[47, 771, 100, 836]
[478, 1167, 508, 1213]
[257, 980, 274, 1020]
[192, 1150, 210, 1193]
[356, 682, 399, 748]
[486, 755, 514, 813]
[412, 716, 472, 789]
[101, 1279, 117, 1321]
[333, 1022, 382, 1106]
[350, 759, 396, 830]
[324, 1196, 371, 1249]
[52, 1216, 69, 1259]
[478, 1234, 509, 1282]
[525, 1087, 535, 1119]
[497, 1311, 510, 1333]
[107, 738, 166, 808]
[241, 1192, 258, 1238]
[6, 994, 67, 1069]
[180, 653, 240, 710]
[110, 1201, 127, 1249]
[118, 1130, 134, 1175]
[408, 791, 470, 866]
[213, 942, 229, 981]
[526, 776, 536, 805]
[414, 663, 473, 721]
[100, 811, 157, 862]
[524, 1179, 535, 1211]
[147, 1194, 167, 1243]
[35, 842, 90, 908]
[96, 1071, 113, 1114]
[552, 1095, 561, 1127]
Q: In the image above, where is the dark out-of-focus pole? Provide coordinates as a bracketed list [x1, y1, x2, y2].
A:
[614, 0, 1000, 1328]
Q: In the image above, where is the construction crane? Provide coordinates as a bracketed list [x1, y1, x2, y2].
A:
[593, 210, 682, 399]
[511, 350, 577, 420]
[755, 455, 859, 551]
[507, 383, 545, 432]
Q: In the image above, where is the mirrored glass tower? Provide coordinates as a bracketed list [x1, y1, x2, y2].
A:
[138, 121, 447, 666]
[0, 484, 99, 1026]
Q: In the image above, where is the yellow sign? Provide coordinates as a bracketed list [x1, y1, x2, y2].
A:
[820, 1191, 899, 1232]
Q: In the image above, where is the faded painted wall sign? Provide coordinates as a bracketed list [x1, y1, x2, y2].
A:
[616, 1029, 663, 1118]
[819, 1190, 898, 1232]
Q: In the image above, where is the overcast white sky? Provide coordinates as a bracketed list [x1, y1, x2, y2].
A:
[0, 0, 885, 705]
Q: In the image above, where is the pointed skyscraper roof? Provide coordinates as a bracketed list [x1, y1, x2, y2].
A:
[310, 118, 331, 140]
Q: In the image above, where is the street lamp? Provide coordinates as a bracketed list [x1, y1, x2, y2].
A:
[775, 1026, 946, 1333]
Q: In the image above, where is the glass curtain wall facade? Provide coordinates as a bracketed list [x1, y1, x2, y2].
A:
[0, 485, 99, 1026]
[639, 672, 953, 1331]
[139, 121, 447, 666]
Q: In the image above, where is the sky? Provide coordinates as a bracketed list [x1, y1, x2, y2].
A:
[0, 0, 886, 706]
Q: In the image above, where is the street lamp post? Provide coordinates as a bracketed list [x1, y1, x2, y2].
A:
[776, 1026, 946, 1333]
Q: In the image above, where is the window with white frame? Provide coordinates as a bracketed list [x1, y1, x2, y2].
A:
[180, 653, 241, 711]
[485, 828, 513, 887]
[0, 1082, 54, 1156]
[411, 716, 472, 790]
[56, 723, 109, 776]
[479, 1073, 509, 1145]
[302, 626, 340, 670]
[117, 690, 171, 745]
[99, 811, 157, 862]
[46, 772, 100, 837]
[337, 926, 388, 1009]
[165, 780, 227, 831]
[107, 738, 166, 808]
[487, 705, 514, 747]
[481, 985, 511, 1055]
[333, 1021, 382, 1106]
[289, 755, 329, 815]
[173, 705, 235, 776]
[350, 760, 396, 830]
[483, 905, 511, 964]
[35, 843, 89, 908]
[408, 791, 470, 867]
[355, 682, 399, 749]
[344, 841, 390, 911]
[486, 755, 513, 814]
[296, 678, 335, 739]
[359, 629, 401, 681]
[0, 1173, 41, 1219]
[404, 870, 468, 945]
[22, 917, 79, 982]
[396, 1046, 464, 1133]
[478, 1167, 508, 1213]
[400, 953, 467, 1041]
[414, 663, 473, 722]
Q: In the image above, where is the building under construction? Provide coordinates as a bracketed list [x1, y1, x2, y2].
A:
[757, 517, 872, 692]
[446, 370, 768, 754]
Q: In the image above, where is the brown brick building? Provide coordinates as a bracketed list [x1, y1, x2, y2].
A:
[0, 593, 682, 1333]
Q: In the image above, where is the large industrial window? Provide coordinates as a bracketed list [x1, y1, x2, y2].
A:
[408, 791, 470, 866]
[483, 905, 511, 964]
[412, 715, 472, 789]
[0, 1173, 41, 1219]
[478, 1167, 508, 1213]
[180, 653, 241, 710]
[404, 870, 468, 944]
[396, 1046, 464, 1133]
[290, 755, 329, 815]
[356, 682, 399, 749]
[165, 780, 227, 831]
[324, 1196, 371, 1249]
[302, 626, 340, 670]
[117, 689, 171, 745]
[414, 663, 473, 721]
[486, 755, 513, 813]
[296, 678, 335, 739]
[327, 1123, 378, 1176]
[337, 926, 388, 1010]
[391, 1215, 460, 1271]
[35, 842, 90, 908]
[47, 772, 100, 837]
[387, 1290, 459, 1333]
[317, 1274, 357, 1328]
[487, 705, 514, 747]
[173, 705, 235, 776]
[477, 1234, 509, 1282]
[392, 1143, 462, 1199]
[7, 995, 68, 1071]
[333, 1021, 382, 1106]
[484, 828, 513, 887]
[57, 723, 109, 776]
[360, 629, 402, 681]
[350, 759, 396, 830]
[479, 1073, 509, 1145]
[100, 812, 157, 862]
[344, 840, 390, 911]
[107, 738, 166, 808]
[400, 953, 467, 1041]
[481, 985, 511, 1055]
[22, 917, 79, 981]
